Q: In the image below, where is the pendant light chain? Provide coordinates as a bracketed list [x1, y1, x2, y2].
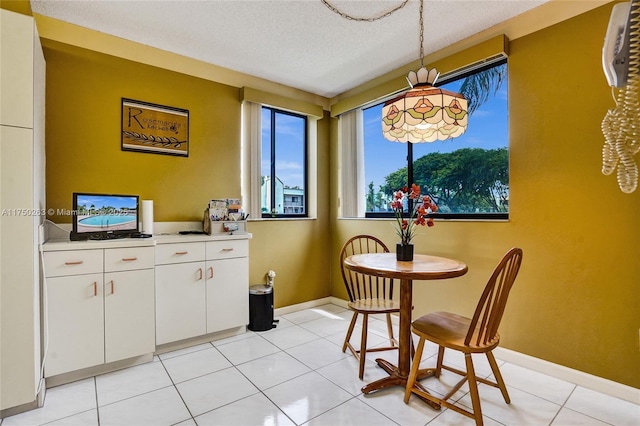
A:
[419, 0, 425, 68]
[321, 0, 409, 22]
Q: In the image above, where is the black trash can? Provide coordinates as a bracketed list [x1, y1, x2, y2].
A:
[248, 284, 276, 331]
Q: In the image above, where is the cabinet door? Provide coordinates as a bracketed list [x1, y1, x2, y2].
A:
[104, 269, 155, 363]
[206, 257, 249, 333]
[45, 274, 104, 377]
[155, 262, 206, 345]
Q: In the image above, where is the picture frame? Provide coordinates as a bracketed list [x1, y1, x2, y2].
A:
[121, 98, 189, 156]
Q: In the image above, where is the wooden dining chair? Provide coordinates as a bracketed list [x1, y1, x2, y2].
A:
[340, 235, 400, 379]
[404, 247, 523, 426]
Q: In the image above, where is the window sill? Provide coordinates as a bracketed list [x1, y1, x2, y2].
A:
[249, 217, 316, 222]
[338, 217, 509, 223]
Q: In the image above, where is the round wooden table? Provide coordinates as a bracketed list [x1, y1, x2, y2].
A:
[343, 253, 468, 399]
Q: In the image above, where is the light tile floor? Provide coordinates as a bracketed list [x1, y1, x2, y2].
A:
[2, 303, 639, 426]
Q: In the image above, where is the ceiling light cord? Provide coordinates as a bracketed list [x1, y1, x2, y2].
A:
[321, 0, 409, 22]
[419, 0, 424, 68]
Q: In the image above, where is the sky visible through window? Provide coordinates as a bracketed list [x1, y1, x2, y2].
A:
[261, 108, 306, 189]
[364, 78, 509, 191]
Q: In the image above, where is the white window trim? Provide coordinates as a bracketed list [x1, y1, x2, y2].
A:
[241, 100, 317, 220]
[339, 109, 365, 218]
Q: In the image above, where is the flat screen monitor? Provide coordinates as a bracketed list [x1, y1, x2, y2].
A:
[71, 193, 139, 240]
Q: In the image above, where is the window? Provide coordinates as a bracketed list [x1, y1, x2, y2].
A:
[363, 59, 509, 219]
[261, 107, 308, 218]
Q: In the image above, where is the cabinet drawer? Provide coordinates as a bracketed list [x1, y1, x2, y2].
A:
[155, 242, 205, 265]
[44, 250, 103, 277]
[206, 240, 248, 260]
[105, 247, 154, 272]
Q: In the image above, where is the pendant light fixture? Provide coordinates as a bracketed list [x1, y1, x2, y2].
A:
[382, 0, 468, 143]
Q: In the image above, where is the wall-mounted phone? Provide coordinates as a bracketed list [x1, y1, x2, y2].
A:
[601, 0, 640, 194]
[603, 2, 632, 87]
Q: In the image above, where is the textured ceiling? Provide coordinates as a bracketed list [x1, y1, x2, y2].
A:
[30, 0, 548, 98]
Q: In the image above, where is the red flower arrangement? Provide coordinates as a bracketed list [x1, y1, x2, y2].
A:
[391, 183, 438, 245]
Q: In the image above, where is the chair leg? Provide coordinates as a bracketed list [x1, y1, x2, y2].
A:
[404, 337, 425, 403]
[435, 346, 445, 377]
[359, 313, 369, 379]
[342, 311, 358, 353]
[385, 313, 396, 347]
[464, 353, 483, 426]
[486, 351, 510, 404]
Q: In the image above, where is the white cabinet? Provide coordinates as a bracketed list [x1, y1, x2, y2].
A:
[46, 273, 104, 377]
[0, 9, 46, 411]
[156, 238, 249, 345]
[43, 234, 250, 377]
[44, 246, 155, 377]
[104, 247, 155, 363]
[155, 242, 207, 345]
[205, 240, 249, 333]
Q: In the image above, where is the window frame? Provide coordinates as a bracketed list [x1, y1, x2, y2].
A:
[363, 58, 509, 221]
[261, 106, 309, 219]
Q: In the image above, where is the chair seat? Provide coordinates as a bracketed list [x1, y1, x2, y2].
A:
[348, 298, 400, 314]
[412, 311, 500, 353]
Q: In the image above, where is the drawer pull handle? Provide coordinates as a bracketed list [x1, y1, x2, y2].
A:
[65, 261, 84, 265]
[221, 248, 234, 252]
[208, 266, 214, 279]
[122, 257, 138, 262]
[93, 282, 97, 297]
[198, 268, 203, 280]
[175, 251, 188, 255]
[110, 280, 115, 294]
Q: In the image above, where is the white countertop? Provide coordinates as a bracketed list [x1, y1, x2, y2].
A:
[41, 232, 252, 251]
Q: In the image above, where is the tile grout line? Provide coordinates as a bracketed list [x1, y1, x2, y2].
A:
[157, 354, 197, 425]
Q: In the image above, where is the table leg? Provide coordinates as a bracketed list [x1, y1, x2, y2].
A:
[361, 278, 413, 392]
[361, 278, 441, 410]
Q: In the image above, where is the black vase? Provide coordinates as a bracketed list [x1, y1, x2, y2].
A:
[396, 243, 414, 261]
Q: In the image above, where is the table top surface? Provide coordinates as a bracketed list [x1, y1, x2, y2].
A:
[344, 252, 468, 281]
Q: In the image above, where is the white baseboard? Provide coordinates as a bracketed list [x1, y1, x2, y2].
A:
[274, 297, 333, 316]
[279, 298, 639, 405]
[494, 347, 639, 405]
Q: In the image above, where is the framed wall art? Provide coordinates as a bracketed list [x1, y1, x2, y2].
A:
[121, 98, 189, 156]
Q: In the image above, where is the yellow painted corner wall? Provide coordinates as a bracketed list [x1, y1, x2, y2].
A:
[330, 4, 639, 388]
[43, 41, 333, 307]
[44, 41, 240, 221]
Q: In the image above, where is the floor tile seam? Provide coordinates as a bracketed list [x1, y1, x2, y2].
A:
[233, 357, 311, 393]
[190, 387, 293, 426]
[191, 387, 263, 419]
[504, 380, 576, 408]
[163, 361, 235, 385]
[279, 316, 318, 326]
[435, 381, 566, 426]
[31, 378, 101, 425]
[552, 405, 618, 426]
[356, 393, 413, 425]
[259, 325, 326, 349]
[295, 323, 343, 339]
[256, 388, 299, 426]
[312, 360, 371, 398]
[158, 342, 216, 361]
[36, 407, 98, 426]
[95, 382, 179, 410]
[155, 357, 196, 423]
[306, 394, 401, 426]
[559, 385, 621, 425]
[168, 364, 241, 387]
[93, 377, 101, 426]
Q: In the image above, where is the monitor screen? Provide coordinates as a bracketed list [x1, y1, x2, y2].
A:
[71, 193, 139, 240]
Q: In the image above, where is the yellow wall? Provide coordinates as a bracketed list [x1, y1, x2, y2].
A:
[331, 3, 639, 388]
[42, 41, 333, 308]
